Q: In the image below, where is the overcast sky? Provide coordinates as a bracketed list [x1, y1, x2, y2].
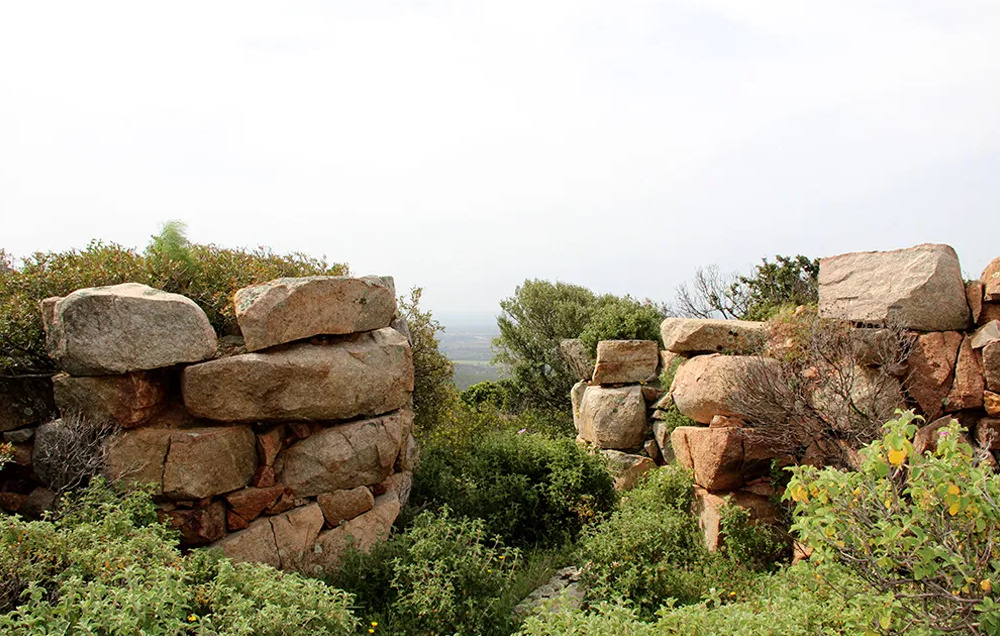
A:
[2, 1, 998, 321]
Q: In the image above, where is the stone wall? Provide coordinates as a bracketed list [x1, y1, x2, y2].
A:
[571, 243, 1000, 550]
[0, 276, 416, 576]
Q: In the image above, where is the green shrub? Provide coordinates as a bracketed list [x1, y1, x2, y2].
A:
[397, 287, 459, 435]
[0, 479, 357, 635]
[411, 429, 615, 548]
[787, 410, 1000, 634]
[578, 465, 708, 616]
[578, 296, 663, 357]
[460, 379, 516, 411]
[330, 507, 525, 636]
[717, 503, 788, 572]
[518, 562, 900, 636]
[0, 226, 347, 374]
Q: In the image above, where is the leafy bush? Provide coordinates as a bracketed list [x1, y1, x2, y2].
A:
[460, 379, 517, 412]
[329, 507, 525, 636]
[397, 287, 459, 435]
[673, 254, 819, 321]
[787, 410, 1000, 634]
[578, 296, 663, 357]
[518, 562, 900, 636]
[578, 465, 708, 616]
[0, 224, 347, 374]
[0, 479, 357, 634]
[411, 429, 615, 548]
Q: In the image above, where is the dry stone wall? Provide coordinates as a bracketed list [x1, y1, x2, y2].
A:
[572, 243, 1000, 551]
[0, 276, 415, 576]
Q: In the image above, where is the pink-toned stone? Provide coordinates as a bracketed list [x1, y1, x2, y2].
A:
[985, 391, 1000, 417]
[600, 450, 656, 490]
[709, 415, 744, 428]
[160, 501, 226, 546]
[215, 518, 280, 568]
[641, 386, 665, 403]
[234, 276, 396, 352]
[906, 332, 962, 420]
[270, 502, 325, 571]
[162, 427, 257, 500]
[380, 471, 413, 507]
[592, 340, 659, 385]
[224, 486, 284, 523]
[983, 257, 1000, 301]
[257, 428, 284, 466]
[660, 318, 766, 355]
[251, 466, 276, 488]
[52, 371, 169, 428]
[265, 492, 299, 516]
[944, 336, 984, 412]
[985, 342, 1000, 393]
[104, 427, 174, 493]
[317, 486, 375, 527]
[972, 321, 1000, 350]
[671, 426, 744, 491]
[694, 487, 782, 551]
[981, 304, 1000, 327]
[278, 410, 410, 498]
[968, 282, 985, 324]
[559, 339, 594, 382]
[227, 510, 249, 531]
[670, 354, 779, 424]
[306, 492, 401, 576]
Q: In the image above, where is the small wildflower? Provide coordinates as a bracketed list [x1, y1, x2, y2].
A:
[188, 615, 198, 622]
[517, 428, 527, 434]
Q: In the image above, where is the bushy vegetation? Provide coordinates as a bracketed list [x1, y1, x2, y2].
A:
[398, 286, 459, 435]
[0, 222, 347, 374]
[330, 507, 537, 636]
[0, 479, 357, 635]
[493, 280, 665, 411]
[673, 254, 819, 321]
[411, 428, 616, 548]
[788, 410, 1000, 634]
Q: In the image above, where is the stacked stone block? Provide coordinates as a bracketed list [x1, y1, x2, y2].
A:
[665, 243, 1000, 550]
[0, 276, 415, 576]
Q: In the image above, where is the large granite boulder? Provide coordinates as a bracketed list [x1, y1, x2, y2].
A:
[182, 327, 413, 422]
[671, 426, 745, 491]
[53, 371, 169, 428]
[317, 486, 375, 527]
[277, 410, 411, 497]
[818, 244, 970, 331]
[591, 340, 658, 385]
[43, 283, 217, 376]
[576, 385, 647, 450]
[983, 257, 1000, 302]
[670, 354, 776, 424]
[306, 492, 401, 576]
[0, 375, 55, 433]
[104, 426, 256, 499]
[234, 276, 396, 352]
[660, 318, 766, 355]
[985, 342, 1000, 393]
[944, 336, 984, 412]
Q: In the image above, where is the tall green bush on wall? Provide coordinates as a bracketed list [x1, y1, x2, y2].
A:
[0, 223, 347, 375]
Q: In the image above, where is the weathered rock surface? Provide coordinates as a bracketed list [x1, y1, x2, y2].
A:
[161, 502, 227, 545]
[316, 486, 375, 527]
[216, 517, 281, 568]
[972, 321, 1000, 350]
[278, 410, 410, 497]
[968, 282, 985, 324]
[907, 331, 962, 420]
[694, 487, 782, 551]
[380, 471, 413, 507]
[600, 450, 655, 490]
[182, 328, 413, 422]
[670, 354, 777, 424]
[104, 427, 174, 493]
[0, 375, 55, 433]
[651, 420, 675, 463]
[576, 385, 647, 450]
[53, 371, 168, 428]
[271, 503, 325, 570]
[396, 434, 419, 472]
[306, 492, 401, 576]
[43, 283, 217, 376]
[671, 426, 745, 491]
[234, 276, 396, 352]
[818, 244, 971, 331]
[559, 339, 594, 382]
[570, 381, 587, 429]
[944, 336, 983, 412]
[514, 567, 584, 617]
[660, 318, 766, 355]
[984, 257, 1000, 301]
[163, 427, 257, 499]
[224, 486, 285, 525]
[985, 391, 1000, 417]
[986, 342, 1000, 393]
[592, 340, 659, 385]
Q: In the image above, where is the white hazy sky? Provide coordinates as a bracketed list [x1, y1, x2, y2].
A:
[2, 1, 998, 319]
